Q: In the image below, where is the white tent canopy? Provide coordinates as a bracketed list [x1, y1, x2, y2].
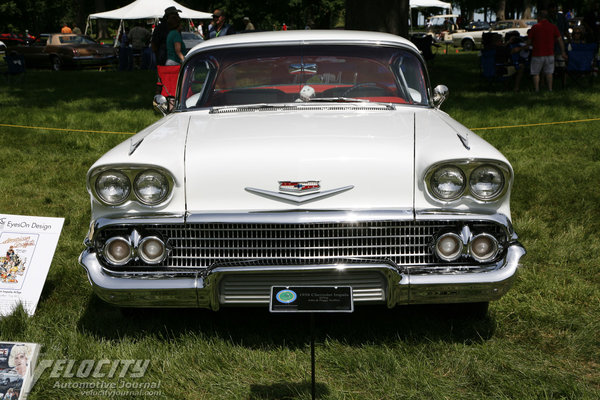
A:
[88, 0, 212, 21]
[410, 0, 452, 10]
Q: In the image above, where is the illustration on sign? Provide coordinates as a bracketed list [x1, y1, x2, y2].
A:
[0, 233, 38, 289]
[0, 214, 63, 317]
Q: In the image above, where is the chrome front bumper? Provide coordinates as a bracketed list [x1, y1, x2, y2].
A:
[79, 243, 526, 310]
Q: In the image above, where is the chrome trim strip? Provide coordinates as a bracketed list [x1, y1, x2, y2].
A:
[185, 210, 414, 224]
[245, 185, 354, 204]
[415, 211, 517, 240]
[86, 215, 185, 245]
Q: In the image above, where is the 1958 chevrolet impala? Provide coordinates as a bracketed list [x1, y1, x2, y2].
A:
[80, 30, 525, 314]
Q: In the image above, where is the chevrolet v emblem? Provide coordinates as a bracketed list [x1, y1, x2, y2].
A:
[245, 185, 354, 204]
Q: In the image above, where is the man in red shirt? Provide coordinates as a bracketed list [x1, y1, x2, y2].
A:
[528, 10, 567, 91]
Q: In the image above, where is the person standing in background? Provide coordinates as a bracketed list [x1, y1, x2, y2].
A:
[165, 13, 186, 65]
[243, 17, 255, 31]
[528, 10, 567, 92]
[208, 9, 235, 38]
[152, 6, 182, 66]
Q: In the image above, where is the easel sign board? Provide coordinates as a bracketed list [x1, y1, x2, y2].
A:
[270, 286, 354, 313]
[0, 214, 64, 317]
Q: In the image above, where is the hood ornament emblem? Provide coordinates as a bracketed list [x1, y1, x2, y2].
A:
[246, 181, 353, 205]
[279, 180, 320, 194]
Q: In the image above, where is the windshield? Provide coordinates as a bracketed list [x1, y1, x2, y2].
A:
[58, 35, 98, 45]
[179, 45, 429, 109]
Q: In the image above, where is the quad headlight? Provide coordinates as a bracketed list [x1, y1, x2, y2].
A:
[469, 165, 504, 200]
[91, 167, 173, 206]
[95, 170, 131, 205]
[430, 166, 466, 200]
[427, 161, 509, 202]
[134, 170, 170, 205]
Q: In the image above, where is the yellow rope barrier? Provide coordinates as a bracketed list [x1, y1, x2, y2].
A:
[0, 123, 135, 135]
[469, 117, 600, 131]
[1, 117, 600, 136]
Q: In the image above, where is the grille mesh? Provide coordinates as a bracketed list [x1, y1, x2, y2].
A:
[98, 220, 505, 270]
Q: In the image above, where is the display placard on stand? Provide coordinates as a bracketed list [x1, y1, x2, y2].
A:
[0, 214, 64, 317]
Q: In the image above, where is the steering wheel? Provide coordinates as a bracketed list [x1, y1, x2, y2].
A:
[342, 82, 392, 97]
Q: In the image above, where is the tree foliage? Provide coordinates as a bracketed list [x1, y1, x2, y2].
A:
[1, 0, 598, 35]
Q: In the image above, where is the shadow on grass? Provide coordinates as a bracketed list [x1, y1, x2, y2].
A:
[249, 380, 329, 400]
[77, 295, 496, 348]
[0, 70, 157, 111]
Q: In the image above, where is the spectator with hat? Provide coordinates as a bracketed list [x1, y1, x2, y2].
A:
[208, 9, 235, 38]
[151, 6, 182, 66]
[165, 12, 186, 65]
[243, 17, 255, 31]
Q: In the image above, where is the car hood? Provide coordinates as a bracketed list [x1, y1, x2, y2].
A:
[185, 107, 415, 212]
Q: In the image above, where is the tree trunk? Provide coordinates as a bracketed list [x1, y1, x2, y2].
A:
[346, 0, 410, 38]
[523, 0, 534, 19]
[94, 0, 108, 39]
[496, 0, 506, 21]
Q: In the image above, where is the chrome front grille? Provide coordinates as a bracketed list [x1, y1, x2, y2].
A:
[97, 220, 505, 270]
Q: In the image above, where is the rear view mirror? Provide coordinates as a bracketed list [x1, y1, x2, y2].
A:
[153, 95, 168, 116]
[433, 85, 449, 108]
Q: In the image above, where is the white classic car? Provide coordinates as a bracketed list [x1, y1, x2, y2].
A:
[452, 19, 536, 50]
[80, 30, 525, 315]
[0, 368, 21, 385]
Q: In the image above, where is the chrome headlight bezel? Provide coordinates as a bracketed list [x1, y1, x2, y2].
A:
[425, 160, 511, 203]
[89, 166, 175, 207]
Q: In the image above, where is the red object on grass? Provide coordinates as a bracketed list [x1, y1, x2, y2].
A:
[156, 65, 181, 97]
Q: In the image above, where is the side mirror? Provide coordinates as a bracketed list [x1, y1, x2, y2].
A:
[153, 94, 168, 116]
[432, 85, 449, 109]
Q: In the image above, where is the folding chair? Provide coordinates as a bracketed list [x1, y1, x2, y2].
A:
[410, 33, 439, 63]
[480, 49, 511, 90]
[156, 65, 180, 111]
[3, 53, 25, 83]
[566, 43, 598, 87]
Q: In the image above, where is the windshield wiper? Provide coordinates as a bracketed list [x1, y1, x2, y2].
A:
[209, 104, 288, 113]
[307, 97, 370, 103]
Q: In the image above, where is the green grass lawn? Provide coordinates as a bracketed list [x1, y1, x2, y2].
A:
[0, 54, 599, 399]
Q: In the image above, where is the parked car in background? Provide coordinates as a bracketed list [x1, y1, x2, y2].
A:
[0, 368, 21, 385]
[80, 30, 525, 316]
[465, 21, 491, 31]
[0, 33, 35, 47]
[181, 31, 203, 51]
[12, 33, 116, 71]
[452, 19, 536, 50]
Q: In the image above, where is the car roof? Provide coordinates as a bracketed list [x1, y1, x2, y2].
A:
[187, 30, 418, 57]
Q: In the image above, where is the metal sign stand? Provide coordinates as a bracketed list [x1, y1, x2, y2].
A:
[310, 313, 316, 400]
[270, 286, 354, 400]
